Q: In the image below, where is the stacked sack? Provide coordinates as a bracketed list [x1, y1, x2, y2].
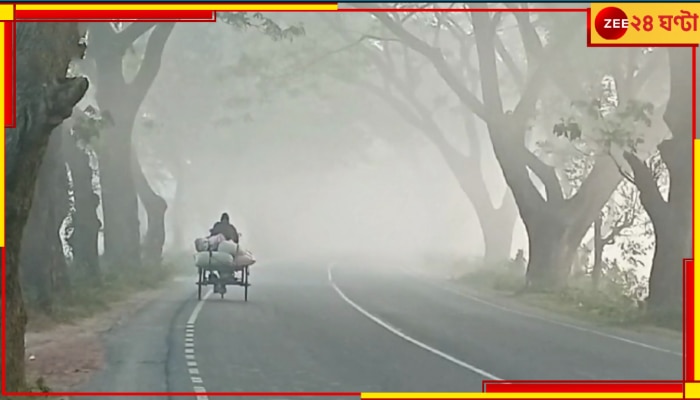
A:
[194, 235, 256, 270]
[218, 241, 257, 268]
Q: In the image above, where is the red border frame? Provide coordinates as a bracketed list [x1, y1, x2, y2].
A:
[4, 21, 13, 128]
[1, 5, 695, 398]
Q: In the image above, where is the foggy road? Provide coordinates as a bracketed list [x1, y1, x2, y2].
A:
[80, 261, 682, 398]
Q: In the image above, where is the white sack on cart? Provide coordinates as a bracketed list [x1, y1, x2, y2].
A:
[194, 238, 209, 252]
[217, 240, 239, 257]
[234, 250, 256, 267]
[194, 251, 234, 269]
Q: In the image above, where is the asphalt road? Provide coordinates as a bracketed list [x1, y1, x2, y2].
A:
[79, 260, 683, 399]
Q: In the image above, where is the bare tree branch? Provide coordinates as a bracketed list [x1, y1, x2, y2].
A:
[117, 22, 157, 52]
[367, 9, 488, 119]
[129, 23, 175, 101]
[623, 151, 667, 216]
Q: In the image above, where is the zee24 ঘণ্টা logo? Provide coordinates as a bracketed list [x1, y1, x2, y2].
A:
[594, 6, 699, 40]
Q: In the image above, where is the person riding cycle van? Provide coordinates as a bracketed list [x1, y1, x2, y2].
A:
[209, 212, 239, 244]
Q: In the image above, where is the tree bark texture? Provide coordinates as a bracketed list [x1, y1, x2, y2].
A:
[625, 48, 692, 327]
[63, 122, 101, 283]
[5, 22, 88, 393]
[88, 22, 174, 269]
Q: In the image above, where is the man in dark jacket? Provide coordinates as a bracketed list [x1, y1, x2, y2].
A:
[209, 212, 239, 243]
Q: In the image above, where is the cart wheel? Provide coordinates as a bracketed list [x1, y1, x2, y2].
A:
[244, 267, 249, 302]
[197, 267, 203, 300]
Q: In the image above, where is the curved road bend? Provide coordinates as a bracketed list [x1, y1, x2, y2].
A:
[79, 260, 683, 400]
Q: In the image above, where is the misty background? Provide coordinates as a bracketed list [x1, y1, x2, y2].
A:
[75, 19, 524, 267]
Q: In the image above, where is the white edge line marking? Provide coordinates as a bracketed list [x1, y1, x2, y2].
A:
[403, 267, 682, 357]
[327, 264, 502, 381]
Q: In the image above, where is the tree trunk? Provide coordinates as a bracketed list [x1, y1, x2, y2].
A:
[646, 213, 688, 326]
[5, 22, 88, 393]
[20, 170, 54, 312]
[20, 125, 71, 312]
[47, 126, 72, 295]
[592, 214, 603, 289]
[624, 48, 692, 328]
[89, 22, 174, 270]
[426, 122, 519, 265]
[344, 38, 521, 266]
[480, 198, 518, 264]
[64, 124, 101, 283]
[171, 163, 186, 249]
[93, 71, 142, 269]
[133, 151, 167, 266]
[525, 213, 580, 290]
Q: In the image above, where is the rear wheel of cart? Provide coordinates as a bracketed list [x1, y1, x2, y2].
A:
[197, 267, 204, 300]
[244, 267, 249, 302]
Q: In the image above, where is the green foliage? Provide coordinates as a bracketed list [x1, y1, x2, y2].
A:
[26, 260, 173, 329]
[551, 278, 645, 325]
[20, 377, 51, 394]
[72, 106, 114, 144]
[603, 182, 653, 265]
[555, 96, 655, 157]
[458, 265, 647, 326]
[217, 12, 305, 41]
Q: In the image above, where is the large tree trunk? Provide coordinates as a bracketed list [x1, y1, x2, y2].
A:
[646, 212, 688, 324]
[479, 195, 517, 264]
[525, 211, 583, 290]
[89, 22, 174, 269]
[625, 48, 692, 327]
[170, 162, 186, 249]
[90, 32, 141, 269]
[5, 22, 88, 393]
[19, 174, 54, 312]
[95, 99, 142, 269]
[471, 12, 621, 289]
[371, 11, 618, 288]
[591, 214, 603, 289]
[133, 151, 167, 265]
[46, 126, 72, 295]
[20, 125, 71, 313]
[64, 123, 101, 283]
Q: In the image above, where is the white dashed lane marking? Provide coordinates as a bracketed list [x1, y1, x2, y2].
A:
[185, 290, 212, 399]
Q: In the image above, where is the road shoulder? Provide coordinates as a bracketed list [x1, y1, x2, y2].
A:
[24, 284, 170, 394]
[406, 266, 682, 353]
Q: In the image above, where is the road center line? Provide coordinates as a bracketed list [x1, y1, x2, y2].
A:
[327, 265, 502, 381]
[185, 289, 212, 400]
[188, 290, 212, 325]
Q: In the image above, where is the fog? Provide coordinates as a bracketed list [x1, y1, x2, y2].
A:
[69, 10, 677, 281]
[71, 17, 525, 270]
[10, 10, 690, 394]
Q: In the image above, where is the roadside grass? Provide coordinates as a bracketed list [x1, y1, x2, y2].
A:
[450, 260, 655, 329]
[26, 257, 178, 332]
